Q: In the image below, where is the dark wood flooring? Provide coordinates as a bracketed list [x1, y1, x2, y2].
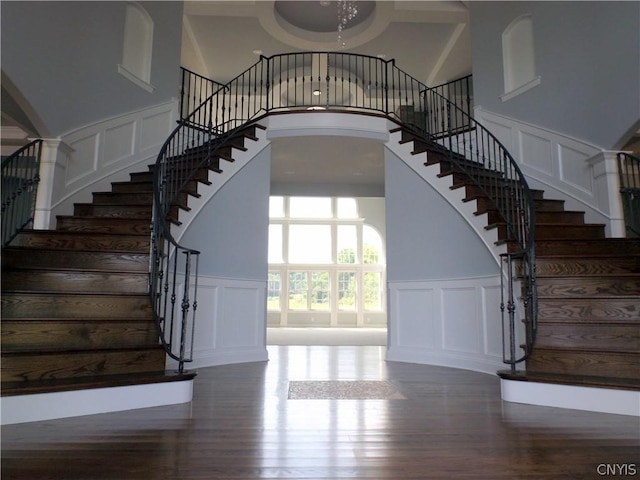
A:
[2, 346, 638, 479]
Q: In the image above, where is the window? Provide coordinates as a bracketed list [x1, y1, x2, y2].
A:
[267, 197, 386, 326]
[501, 14, 541, 101]
[288, 272, 308, 310]
[267, 272, 281, 310]
[268, 224, 283, 263]
[118, 2, 155, 92]
[338, 272, 356, 310]
[337, 225, 357, 264]
[288, 225, 332, 263]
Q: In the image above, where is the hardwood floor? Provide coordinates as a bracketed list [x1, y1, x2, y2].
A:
[2, 346, 638, 479]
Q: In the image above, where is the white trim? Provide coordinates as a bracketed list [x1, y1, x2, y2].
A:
[472, 107, 623, 234]
[500, 76, 541, 102]
[1, 379, 194, 425]
[427, 23, 468, 86]
[387, 276, 509, 375]
[117, 64, 156, 93]
[501, 379, 640, 416]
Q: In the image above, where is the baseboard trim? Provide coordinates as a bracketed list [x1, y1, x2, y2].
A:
[500, 378, 640, 416]
[1, 378, 194, 425]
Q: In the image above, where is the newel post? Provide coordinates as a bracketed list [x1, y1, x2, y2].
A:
[587, 150, 626, 237]
[32, 138, 70, 230]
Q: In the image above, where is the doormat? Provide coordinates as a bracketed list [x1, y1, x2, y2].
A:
[288, 380, 406, 400]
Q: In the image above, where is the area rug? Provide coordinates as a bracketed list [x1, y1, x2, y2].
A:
[288, 380, 406, 400]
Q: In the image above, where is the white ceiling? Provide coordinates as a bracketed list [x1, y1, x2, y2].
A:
[181, 1, 472, 193]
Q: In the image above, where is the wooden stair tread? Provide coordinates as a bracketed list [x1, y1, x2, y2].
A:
[1, 370, 196, 397]
[1, 345, 162, 356]
[497, 370, 640, 391]
[1, 316, 155, 322]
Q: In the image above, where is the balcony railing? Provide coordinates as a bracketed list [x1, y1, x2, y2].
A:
[156, 52, 535, 370]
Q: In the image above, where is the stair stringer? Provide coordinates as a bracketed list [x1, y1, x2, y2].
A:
[386, 130, 529, 365]
[168, 127, 270, 246]
[386, 130, 509, 266]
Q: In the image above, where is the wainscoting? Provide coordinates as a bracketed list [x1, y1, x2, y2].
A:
[35, 101, 178, 226]
[387, 275, 505, 375]
[168, 276, 269, 370]
[474, 108, 625, 236]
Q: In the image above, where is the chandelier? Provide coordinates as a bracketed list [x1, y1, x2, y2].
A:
[337, 0, 358, 48]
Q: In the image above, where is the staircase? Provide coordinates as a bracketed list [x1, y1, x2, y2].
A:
[1, 125, 264, 398]
[394, 126, 640, 391]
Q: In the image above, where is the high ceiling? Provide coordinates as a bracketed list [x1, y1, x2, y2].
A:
[181, 1, 472, 194]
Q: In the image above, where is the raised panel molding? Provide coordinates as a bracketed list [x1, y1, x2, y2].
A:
[387, 276, 504, 375]
[65, 132, 99, 184]
[519, 130, 553, 175]
[104, 121, 136, 166]
[482, 284, 503, 358]
[392, 287, 435, 349]
[557, 143, 595, 195]
[441, 287, 480, 354]
[171, 276, 268, 370]
[140, 110, 173, 151]
[45, 101, 178, 222]
[473, 108, 618, 231]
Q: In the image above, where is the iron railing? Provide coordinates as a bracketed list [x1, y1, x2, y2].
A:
[428, 75, 473, 134]
[617, 152, 640, 237]
[156, 52, 536, 370]
[423, 87, 537, 371]
[179, 67, 227, 122]
[1, 139, 42, 248]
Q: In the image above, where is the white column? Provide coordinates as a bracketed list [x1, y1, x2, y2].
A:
[33, 138, 69, 230]
[588, 151, 626, 238]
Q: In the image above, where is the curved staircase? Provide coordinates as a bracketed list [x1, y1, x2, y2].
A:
[391, 125, 640, 393]
[3, 53, 637, 422]
[1, 125, 264, 401]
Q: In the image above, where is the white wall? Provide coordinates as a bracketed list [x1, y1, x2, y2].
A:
[384, 147, 505, 374]
[385, 150, 498, 281]
[470, 1, 640, 149]
[175, 146, 271, 366]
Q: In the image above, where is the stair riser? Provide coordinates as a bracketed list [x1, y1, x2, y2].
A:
[459, 183, 545, 201]
[473, 196, 566, 214]
[2, 271, 148, 294]
[537, 298, 640, 322]
[534, 211, 586, 224]
[92, 193, 154, 205]
[110, 182, 153, 194]
[534, 323, 639, 352]
[74, 204, 153, 218]
[534, 240, 640, 255]
[56, 217, 151, 235]
[532, 258, 640, 275]
[1, 348, 166, 382]
[111, 180, 200, 195]
[12, 232, 149, 252]
[526, 351, 640, 379]
[536, 277, 640, 297]
[2, 294, 153, 319]
[2, 250, 149, 273]
[486, 209, 584, 225]
[496, 224, 605, 241]
[129, 172, 154, 183]
[534, 225, 605, 240]
[1, 321, 158, 351]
